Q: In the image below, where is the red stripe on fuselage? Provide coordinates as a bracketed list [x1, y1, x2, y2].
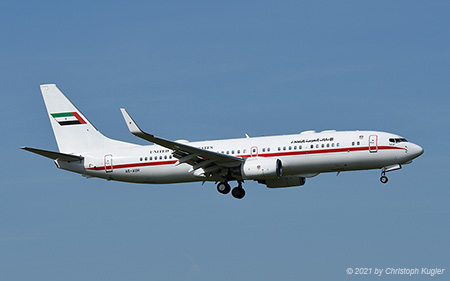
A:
[244, 146, 404, 158]
[85, 146, 405, 171]
[86, 160, 178, 171]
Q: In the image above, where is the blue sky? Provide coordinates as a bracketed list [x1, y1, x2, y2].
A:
[1, 1, 449, 280]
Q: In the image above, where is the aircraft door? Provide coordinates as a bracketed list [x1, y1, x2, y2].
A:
[104, 154, 113, 172]
[369, 135, 378, 153]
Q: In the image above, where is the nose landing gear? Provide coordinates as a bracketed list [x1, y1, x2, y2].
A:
[380, 174, 388, 184]
[379, 164, 402, 184]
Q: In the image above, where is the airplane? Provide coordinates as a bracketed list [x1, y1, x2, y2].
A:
[22, 84, 424, 199]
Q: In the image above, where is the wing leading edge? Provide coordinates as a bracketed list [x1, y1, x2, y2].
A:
[120, 109, 243, 177]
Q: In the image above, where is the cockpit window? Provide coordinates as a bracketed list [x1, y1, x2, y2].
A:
[389, 138, 408, 143]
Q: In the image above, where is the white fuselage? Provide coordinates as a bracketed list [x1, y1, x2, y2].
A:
[58, 130, 423, 184]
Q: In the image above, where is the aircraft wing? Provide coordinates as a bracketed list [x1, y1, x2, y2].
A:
[120, 109, 243, 176]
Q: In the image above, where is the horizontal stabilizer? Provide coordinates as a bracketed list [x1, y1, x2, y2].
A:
[21, 147, 84, 161]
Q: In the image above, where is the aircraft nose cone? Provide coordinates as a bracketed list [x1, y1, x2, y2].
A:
[409, 143, 424, 158]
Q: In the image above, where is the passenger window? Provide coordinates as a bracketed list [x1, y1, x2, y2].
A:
[327, 143, 330, 148]
[145, 157, 148, 161]
[316, 144, 319, 148]
[337, 143, 340, 147]
[294, 146, 297, 150]
[140, 157, 143, 161]
[311, 145, 314, 149]
[357, 141, 360, 145]
[268, 148, 271, 152]
[332, 143, 335, 147]
[321, 144, 324, 148]
[231, 150, 234, 154]
[283, 147, 286, 151]
[352, 142, 355, 146]
[278, 147, 281, 151]
[237, 150, 240, 154]
[262, 148, 266, 152]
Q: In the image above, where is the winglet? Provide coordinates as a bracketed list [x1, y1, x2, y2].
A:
[120, 108, 145, 135]
[120, 108, 158, 143]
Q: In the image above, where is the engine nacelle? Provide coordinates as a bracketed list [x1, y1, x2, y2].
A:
[241, 157, 282, 180]
[262, 176, 306, 188]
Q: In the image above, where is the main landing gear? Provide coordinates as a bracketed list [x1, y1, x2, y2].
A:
[217, 181, 245, 199]
[217, 182, 231, 194]
[232, 184, 245, 199]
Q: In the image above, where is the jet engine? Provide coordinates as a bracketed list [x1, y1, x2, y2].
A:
[241, 157, 282, 180]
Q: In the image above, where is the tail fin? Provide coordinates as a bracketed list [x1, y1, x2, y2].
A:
[40, 84, 134, 153]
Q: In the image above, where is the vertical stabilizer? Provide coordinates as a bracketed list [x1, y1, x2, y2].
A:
[40, 84, 134, 153]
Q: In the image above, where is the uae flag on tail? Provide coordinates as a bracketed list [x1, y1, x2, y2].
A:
[51, 112, 87, 126]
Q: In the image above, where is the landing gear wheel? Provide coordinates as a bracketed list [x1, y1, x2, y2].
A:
[231, 187, 246, 199]
[380, 176, 388, 184]
[217, 182, 231, 194]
